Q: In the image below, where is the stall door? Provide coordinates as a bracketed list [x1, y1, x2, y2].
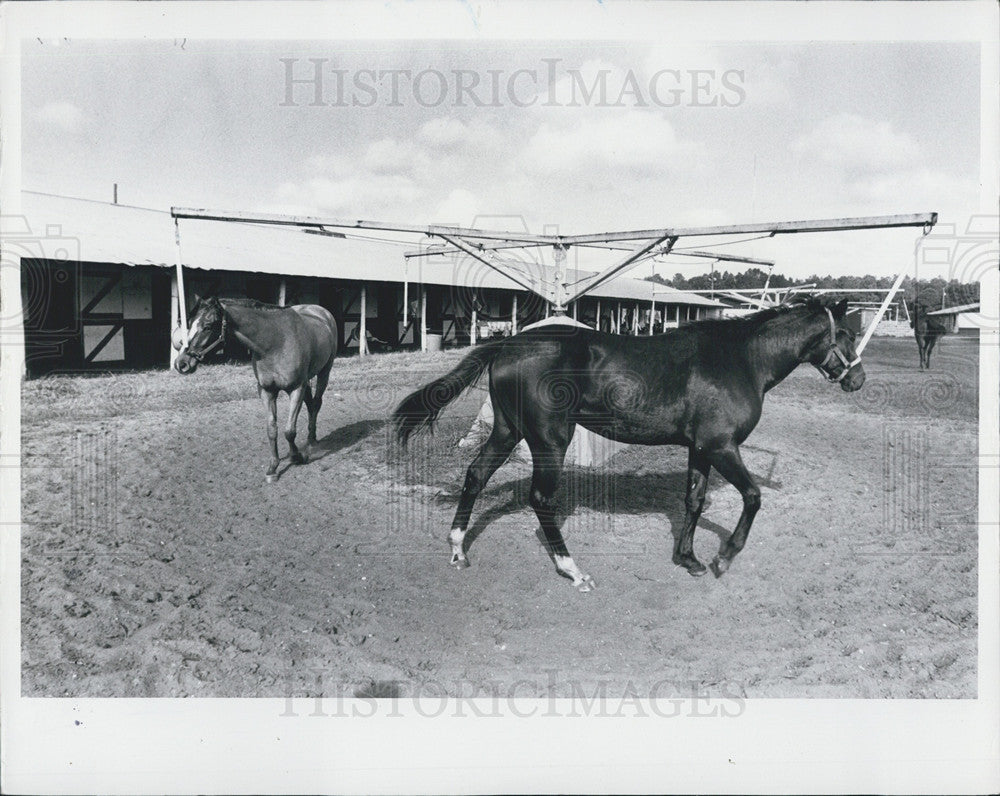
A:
[79, 268, 125, 364]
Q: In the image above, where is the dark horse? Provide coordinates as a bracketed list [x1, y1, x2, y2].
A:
[174, 297, 338, 481]
[393, 298, 865, 591]
[911, 302, 948, 370]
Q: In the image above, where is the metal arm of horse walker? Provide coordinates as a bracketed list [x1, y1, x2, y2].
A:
[855, 270, 908, 357]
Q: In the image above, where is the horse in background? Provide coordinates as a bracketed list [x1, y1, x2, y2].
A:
[174, 296, 338, 482]
[910, 302, 948, 370]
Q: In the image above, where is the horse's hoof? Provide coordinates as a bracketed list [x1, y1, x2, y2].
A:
[451, 556, 470, 569]
[290, 454, 305, 465]
[575, 575, 596, 592]
[710, 557, 730, 578]
[265, 473, 279, 484]
[675, 555, 706, 576]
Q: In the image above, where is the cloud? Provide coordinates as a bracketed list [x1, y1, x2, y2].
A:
[742, 58, 795, 105]
[418, 117, 471, 148]
[289, 138, 429, 214]
[34, 101, 85, 133]
[433, 188, 480, 225]
[792, 113, 921, 173]
[520, 110, 699, 175]
[287, 118, 513, 219]
[643, 44, 730, 80]
[304, 153, 354, 176]
[361, 138, 429, 175]
[845, 168, 977, 211]
[416, 117, 507, 164]
[276, 174, 421, 214]
[541, 59, 626, 108]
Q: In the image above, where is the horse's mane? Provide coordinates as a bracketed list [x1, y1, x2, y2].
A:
[216, 297, 289, 312]
[684, 297, 830, 339]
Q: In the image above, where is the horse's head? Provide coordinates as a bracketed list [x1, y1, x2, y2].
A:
[173, 296, 227, 375]
[804, 298, 866, 392]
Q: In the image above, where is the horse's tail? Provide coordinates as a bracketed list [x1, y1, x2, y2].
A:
[393, 341, 506, 446]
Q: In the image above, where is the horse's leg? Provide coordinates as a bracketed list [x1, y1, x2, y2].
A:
[926, 336, 937, 370]
[448, 408, 521, 569]
[528, 430, 594, 592]
[284, 384, 307, 465]
[917, 336, 927, 370]
[300, 382, 315, 452]
[308, 363, 332, 447]
[260, 388, 280, 482]
[707, 445, 761, 578]
[671, 448, 711, 576]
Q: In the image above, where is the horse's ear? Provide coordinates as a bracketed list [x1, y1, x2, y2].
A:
[832, 298, 849, 319]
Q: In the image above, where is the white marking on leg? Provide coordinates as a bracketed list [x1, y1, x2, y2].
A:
[449, 527, 468, 566]
[554, 554, 595, 591]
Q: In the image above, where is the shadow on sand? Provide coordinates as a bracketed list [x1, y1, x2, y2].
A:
[269, 419, 387, 479]
[455, 465, 782, 563]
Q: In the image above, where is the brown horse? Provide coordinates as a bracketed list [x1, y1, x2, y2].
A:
[911, 302, 948, 370]
[174, 297, 338, 481]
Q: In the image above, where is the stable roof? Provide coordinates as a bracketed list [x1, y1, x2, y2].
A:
[19, 191, 722, 307]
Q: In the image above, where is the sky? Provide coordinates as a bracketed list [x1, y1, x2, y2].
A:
[21, 38, 984, 280]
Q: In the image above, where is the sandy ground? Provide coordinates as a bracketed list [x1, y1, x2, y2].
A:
[21, 336, 979, 698]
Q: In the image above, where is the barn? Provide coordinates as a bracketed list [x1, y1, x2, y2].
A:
[18, 191, 725, 377]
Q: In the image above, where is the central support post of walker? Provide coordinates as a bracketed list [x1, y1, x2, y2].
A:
[550, 243, 570, 315]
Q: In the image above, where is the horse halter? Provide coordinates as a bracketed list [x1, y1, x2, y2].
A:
[813, 308, 860, 383]
[184, 310, 228, 362]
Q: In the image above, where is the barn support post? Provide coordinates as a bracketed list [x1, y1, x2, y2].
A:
[169, 271, 179, 367]
[420, 285, 427, 352]
[632, 304, 639, 335]
[649, 297, 655, 335]
[173, 217, 188, 346]
[572, 300, 578, 321]
[359, 284, 368, 356]
[596, 299, 601, 331]
[403, 275, 409, 327]
[616, 302, 621, 333]
[278, 278, 287, 307]
[511, 293, 518, 335]
[471, 305, 477, 346]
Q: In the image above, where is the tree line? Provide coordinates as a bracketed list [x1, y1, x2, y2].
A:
[648, 268, 980, 308]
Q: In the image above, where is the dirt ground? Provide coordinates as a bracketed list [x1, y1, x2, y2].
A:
[21, 336, 979, 699]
